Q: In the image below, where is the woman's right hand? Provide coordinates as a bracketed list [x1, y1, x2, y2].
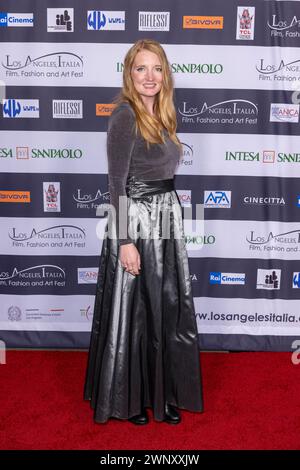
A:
[120, 243, 141, 276]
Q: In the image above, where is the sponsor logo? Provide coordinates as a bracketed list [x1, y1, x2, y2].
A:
[247, 229, 300, 254]
[178, 142, 193, 167]
[256, 58, 300, 84]
[183, 16, 223, 29]
[8, 306, 22, 321]
[204, 191, 231, 208]
[176, 190, 191, 207]
[43, 182, 61, 212]
[0, 147, 83, 160]
[115, 61, 222, 75]
[270, 103, 299, 123]
[178, 99, 258, 126]
[73, 188, 110, 210]
[225, 150, 300, 164]
[96, 103, 116, 116]
[80, 305, 93, 321]
[47, 8, 73, 32]
[2, 52, 83, 79]
[0, 190, 30, 203]
[292, 272, 300, 288]
[53, 100, 82, 119]
[8, 225, 86, 248]
[225, 151, 260, 162]
[263, 150, 275, 163]
[243, 196, 285, 206]
[3, 99, 39, 118]
[0, 12, 33, 27]
[185, 234, 216, 246]
[16, 147, 29, 159]
[139, 11, 170, 31]
[78, 268, 98, 284]
[0, 265, 66, 287]
[209, 272, 246, 285]
[256, 269, 281, 290]
[170, 62, 223, 74]
[87, 11, 125, 30]
[236, 6, 255, 40]
[267, 14, 300, 38]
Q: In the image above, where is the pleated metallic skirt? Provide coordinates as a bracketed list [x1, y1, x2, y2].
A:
[83, 175, 203, 423]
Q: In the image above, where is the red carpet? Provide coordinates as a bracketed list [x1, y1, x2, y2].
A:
[0, 351, 299, 450]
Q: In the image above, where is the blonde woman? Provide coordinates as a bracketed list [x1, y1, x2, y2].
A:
[84, 39, 203, 425]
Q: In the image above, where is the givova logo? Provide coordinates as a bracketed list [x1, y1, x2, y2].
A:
[204, 191, 231, 208]
[87, 11, 125, 30]
[0, 13, 34, 27]
[3, 99, 39, 118]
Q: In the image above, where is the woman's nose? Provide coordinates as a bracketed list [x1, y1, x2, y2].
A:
[145, 69, 154, 80]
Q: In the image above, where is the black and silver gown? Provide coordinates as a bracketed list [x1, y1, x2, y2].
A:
[84, 102, 203, 423]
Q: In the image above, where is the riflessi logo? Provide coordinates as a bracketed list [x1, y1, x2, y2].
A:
[53, 100, 83, 119]
[0, 13, 34, 27]
[183, 16, 223, 29]
[78, 268, 98, 284]
[209, 272, 246, 285]
[139, 12, 170, 31]
[176, 190, 191, 207]
[204, 191, 231, 208]
[270, 103, 299, 123]
[87, 11, 125, 30]
[3, 99, 39, 118]
[47, 8, 74, 32]
[236, 7, 255, 40]
[43, 182, 61, 213]
[256, 269, 281, 290]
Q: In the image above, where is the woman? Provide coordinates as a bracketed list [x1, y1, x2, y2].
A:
[84, 39, 203, 425]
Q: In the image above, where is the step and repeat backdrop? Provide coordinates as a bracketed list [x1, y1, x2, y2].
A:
[1, 0, 300, 350]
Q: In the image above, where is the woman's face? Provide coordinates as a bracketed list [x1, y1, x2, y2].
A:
[130, 49, 163, 101]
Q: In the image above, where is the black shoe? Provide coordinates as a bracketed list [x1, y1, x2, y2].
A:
[164, 403, 181, 424]
[128, 409, 149, 425]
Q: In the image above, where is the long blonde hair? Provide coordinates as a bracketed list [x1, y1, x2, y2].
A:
[113, 39, 182, 152]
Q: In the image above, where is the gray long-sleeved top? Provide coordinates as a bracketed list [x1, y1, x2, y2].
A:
[107, 101, 180, 245]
